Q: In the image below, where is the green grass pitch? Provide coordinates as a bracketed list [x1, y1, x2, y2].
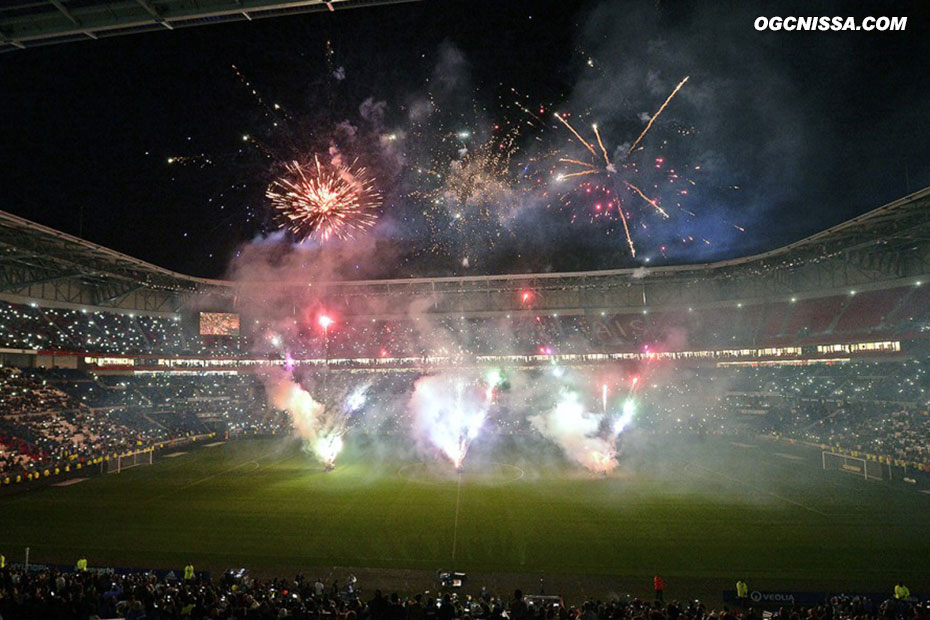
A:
[1, 436, 927, 599]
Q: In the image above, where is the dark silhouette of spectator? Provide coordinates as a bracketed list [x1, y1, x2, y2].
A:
[510, 589, 528, 620]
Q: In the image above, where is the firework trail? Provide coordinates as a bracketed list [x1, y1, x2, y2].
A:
[624, 181, 669, 218]
[592, 124, 611, 167]
[232, 63, 286, 122]
[626, 76, 689, 156]
[618, 203, 635, 257]
[554, 112, 597, 158]
[611, 375, 640, 435]
[613, 398, 637, 435]
[267, 156, 382, 242]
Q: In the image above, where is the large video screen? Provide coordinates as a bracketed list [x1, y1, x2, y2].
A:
[199, 312, 240, 336]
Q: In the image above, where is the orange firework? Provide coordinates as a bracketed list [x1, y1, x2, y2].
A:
[627, 76, 689, 156]
[267, 156, 382, 242]
[551, 76, 690, 258]
[625, 182, 669, 218]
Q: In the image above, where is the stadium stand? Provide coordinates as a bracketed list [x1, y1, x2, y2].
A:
[0, 367, 77, 416]
[1, 293, 927, 361]
[1, 360, 928, 482]
[0, 565, 923, 620]
[0, 191, 927, 488]
[0, 369, 282, 480]
[832, 289, 904, 334]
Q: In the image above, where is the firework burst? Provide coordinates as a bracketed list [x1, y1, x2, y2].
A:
[550, 76, 693, 258]
[267, 156, 382, 242]
[407, 118, 531, 262]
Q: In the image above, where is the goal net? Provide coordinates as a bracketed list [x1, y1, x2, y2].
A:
[821, 450, 883, 480]
[103, 448, 154, 474]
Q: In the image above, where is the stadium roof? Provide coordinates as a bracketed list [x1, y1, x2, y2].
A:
[0, 0, 420, 52]
[1, 185, 929, 314]
[316, 184, 930, 288]
[0, 209, 226, 313]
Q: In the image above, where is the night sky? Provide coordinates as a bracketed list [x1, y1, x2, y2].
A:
[1, 0, 928, 279]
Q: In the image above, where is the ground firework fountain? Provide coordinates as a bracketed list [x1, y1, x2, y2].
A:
[411, 371, 501, 472]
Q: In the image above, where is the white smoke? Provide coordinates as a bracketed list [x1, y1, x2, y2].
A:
[528, 389, 630, 474]
[259, 367, 346, 467]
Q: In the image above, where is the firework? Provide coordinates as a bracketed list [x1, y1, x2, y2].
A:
[267, 156, 382, 242]
[409, 123, 529, 260]
[410, 373, 498, 470]
[551, 76, 692, 258]
[611, 374, 640, 435]
[528, 372, 640, 476]
[260, 368, 351, 469]
[345, 384, 369, 413]
[626, 76, 690, 156]
[613, 398, 636, 435]
[529, 390, 619, 474]
[315, 431, 345, 470]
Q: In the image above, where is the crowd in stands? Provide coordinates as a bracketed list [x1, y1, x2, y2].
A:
[2, 358, 930, 479]
[718, 361, 930, 467]
[0, 368, 76, 417]
[2, 285, 929, 361]
[0, 370, 281, 479]
[0, 302, 241, 357]
[763, 401, 930, 467]
[0, 566, 925, 620]
[0, 407, 202, 480]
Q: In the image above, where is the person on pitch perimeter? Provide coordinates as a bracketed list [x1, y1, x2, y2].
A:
[736, 579, 749, 608]
[654, 575, 665, 602]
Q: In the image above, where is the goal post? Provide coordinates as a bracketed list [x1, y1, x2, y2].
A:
[822, 450, 882, 481]
[104, 448, 154, 474]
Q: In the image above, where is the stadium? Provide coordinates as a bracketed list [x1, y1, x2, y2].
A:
[2, 1, 929, 619]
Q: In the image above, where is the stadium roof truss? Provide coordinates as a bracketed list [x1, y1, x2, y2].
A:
[0, 210, 225, 314]
[1, 186, 930, 318]
[291, 186, 930, 318]
[0, 0, 420, 52]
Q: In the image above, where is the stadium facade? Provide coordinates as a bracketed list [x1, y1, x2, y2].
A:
[1, 186, 929, 371]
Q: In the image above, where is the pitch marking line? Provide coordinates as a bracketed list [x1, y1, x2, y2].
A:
[500, 463, 526, 485]
[149, 456, 265, 503]
[178, 459, 259, 491]
[774, 452, 805, 461]
[685, 462, 829, 517]
[203, 441, 226, 448]
[163, 451, 188, 458]
[396, 462, 524, 486]
[731, 442, 758, 448]
[52, 478, 88, 487]
[451, 473, 463, 562]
